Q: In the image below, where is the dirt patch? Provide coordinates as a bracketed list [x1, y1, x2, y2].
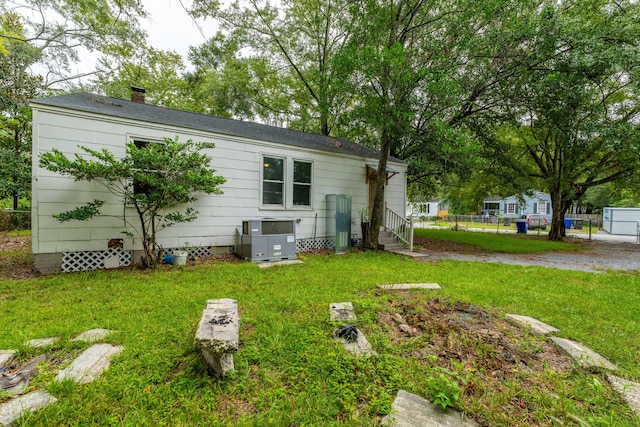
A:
[378, 296, 573, 423]
[0, 234, 39, 280]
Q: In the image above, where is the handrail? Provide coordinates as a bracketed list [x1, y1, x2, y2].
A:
[384, 205, 413, 251]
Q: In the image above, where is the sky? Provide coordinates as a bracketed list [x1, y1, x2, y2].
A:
[141, 0, 215, 61]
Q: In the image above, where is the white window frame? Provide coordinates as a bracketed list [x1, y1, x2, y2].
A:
[292, 159, 312, 207]
[262, 155, 286, 207]
[260, 154, 314, 209]
[507, 202, 517, 214]
[536, 201, 547, 214]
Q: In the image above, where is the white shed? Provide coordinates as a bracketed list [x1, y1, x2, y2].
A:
[603, 207, 640, 236]
[31, 92, 407, 273]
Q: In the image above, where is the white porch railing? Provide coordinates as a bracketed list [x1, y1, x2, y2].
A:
[384, 205, 414, 251]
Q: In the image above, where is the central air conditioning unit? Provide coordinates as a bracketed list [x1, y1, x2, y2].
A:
[235, 219, 297, 262]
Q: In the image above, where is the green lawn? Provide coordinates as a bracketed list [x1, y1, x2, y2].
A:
[413, 227, 581, 253]
[1, 246, 639, 425]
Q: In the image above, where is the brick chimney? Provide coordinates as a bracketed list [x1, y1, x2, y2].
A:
[131, 86, 146, 103]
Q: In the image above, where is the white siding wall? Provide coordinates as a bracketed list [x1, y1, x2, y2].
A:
[33, 107, 407, 254]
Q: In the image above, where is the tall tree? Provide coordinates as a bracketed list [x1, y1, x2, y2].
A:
[2, 0, 147, 89]
[479, 0, 640, 240]
[189, 0, 352, 134]
[0, 11, 41, 209]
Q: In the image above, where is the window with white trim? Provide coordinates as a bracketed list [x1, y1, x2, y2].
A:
[262, 156, 285, 205]
[262, 156, 313, 208]
[293, 160, 312, 206]
[507, 202, 517, 214]
[536, 201, 548, 214]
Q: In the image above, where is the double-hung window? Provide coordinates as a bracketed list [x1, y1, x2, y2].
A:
[507, 202, 517, 214]
[293, 160, 312, 206]
[262, 156, 285, 205]
[262, 156, 313, 208]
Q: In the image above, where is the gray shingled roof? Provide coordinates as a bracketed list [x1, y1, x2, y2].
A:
[32, 92, 399, 161]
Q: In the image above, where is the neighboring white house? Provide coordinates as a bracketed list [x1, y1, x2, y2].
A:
[31, 92, 407, 273]
[483, 191, 552, 221]
[406, 200, 448, 218]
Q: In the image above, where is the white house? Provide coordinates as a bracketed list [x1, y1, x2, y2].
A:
[406, 200, 448, 218]
[31, 92, 407, 273]
[483, 191, 552, 221]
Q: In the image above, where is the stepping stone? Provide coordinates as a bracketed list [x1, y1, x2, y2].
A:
[506, 314, 559, 335]
[257, 259, 304, 269]
[195, 299, 239, 376]
[329, 302, 357, 322]
[0, 390, 57, 427]
[548, 337, 617, 370]
[334, 328, 377, 358]
[0, 355, 46, 397]
[381, 390, 478, 426]
[606, 374, 640, 415]
[24, 337, 58, 349]
[0, 351, 15, 369]
[377, 283, 441, 290]
[55, 343, 123, 384]
[71, 329, 112, 343]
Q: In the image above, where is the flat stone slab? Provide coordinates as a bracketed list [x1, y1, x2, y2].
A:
[338, 329, 377, 358]
[0, 351, 16, 368]
[548, 337, 617, 370]
[0, 390, 58, 427]
[329, 302, 357, 322]
[607, 374, 640, 415]
[506, 314, 559, 335]
[71, 328, 112, 343]
[195, 299, 239, 376]
[55, 343, 123, 384]
[257, 260, 304, 269]
[377, 283, 441, 290]
[381, 390, 477, 426]
[24, 337, 58, 349]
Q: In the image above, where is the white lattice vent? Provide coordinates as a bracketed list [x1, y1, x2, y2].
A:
[62, 248, 132, 273]
[296, 238, 335, 253]
[164, 246, 213, 261]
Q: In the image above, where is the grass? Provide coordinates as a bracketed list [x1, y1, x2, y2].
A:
[414, 227, 581, 253]
[1, 242, 639, 425]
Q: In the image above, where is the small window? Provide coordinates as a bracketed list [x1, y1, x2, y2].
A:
[293, 160, 312, 206]
[132, 140, 156, 195]
[507, 203, 516, 214]
[263, 156, 284, 205]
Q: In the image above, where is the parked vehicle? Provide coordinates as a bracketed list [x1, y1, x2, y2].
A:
[525, 214, 548, 230]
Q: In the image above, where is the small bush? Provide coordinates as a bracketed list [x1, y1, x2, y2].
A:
[0, 210, 31, 231]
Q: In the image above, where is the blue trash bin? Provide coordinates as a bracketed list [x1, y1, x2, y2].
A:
[564, 218, 572, 229]
[516, 219, 528, 234]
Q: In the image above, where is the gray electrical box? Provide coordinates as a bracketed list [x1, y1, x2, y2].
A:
[327, 194, 352, 253]
[235, 219, 297, 262]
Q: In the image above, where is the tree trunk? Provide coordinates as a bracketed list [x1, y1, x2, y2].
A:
[548, 185, 569, 241]
[365, 128, 392, 250]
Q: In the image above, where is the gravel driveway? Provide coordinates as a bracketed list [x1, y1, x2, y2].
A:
[416, 240, 640, 274]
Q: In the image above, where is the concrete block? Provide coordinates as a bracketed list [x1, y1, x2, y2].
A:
[195, 299, 239, 376]
[0, 391, 57, 427]
[24, 337, 58, 349]
[55, 343, 123, 384]
[377, 283, 441, 290]
[548, 337, 617, 370]
[329, 302, 357, 322]
[506, 314, 559, 335]
[0, 351, 16, 369]
[381, 390, 477, 426]
[338, 329, 377, 358]
[71, 329, 112, 343]
[607, 374, 640, 415]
